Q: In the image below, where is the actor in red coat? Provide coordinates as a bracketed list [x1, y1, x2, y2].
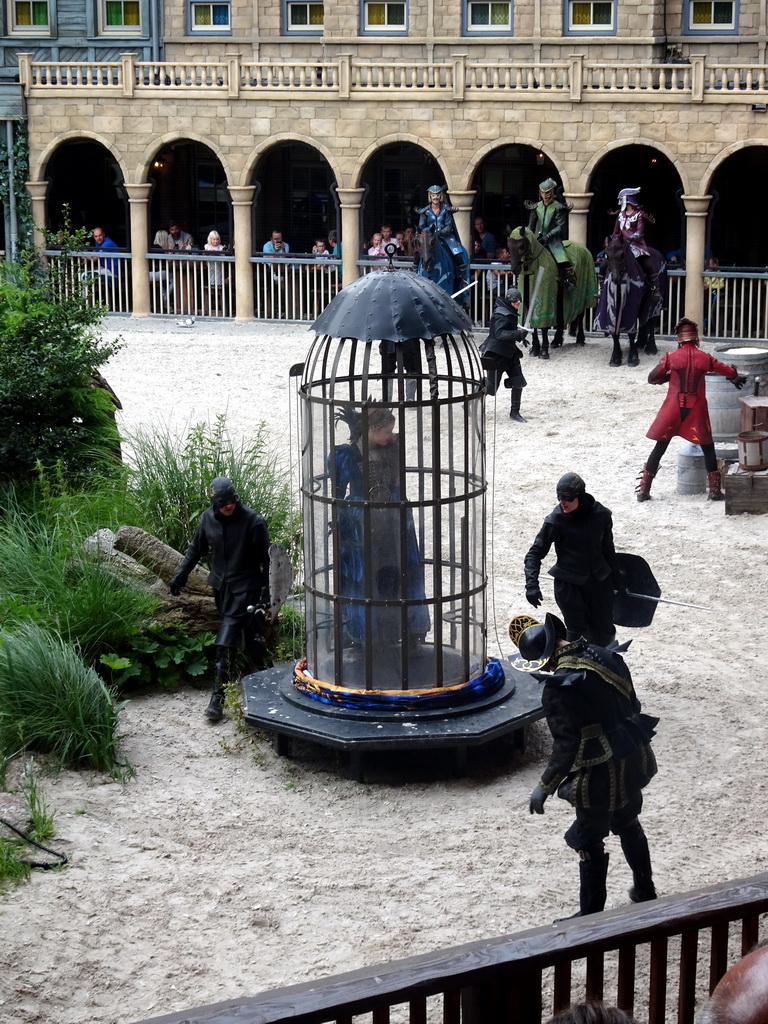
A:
[636, 319, 746, 501]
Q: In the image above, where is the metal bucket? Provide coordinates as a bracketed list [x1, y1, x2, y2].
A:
[707, 345, 768, 442]
[737, 430, 768, 471]
[677, 442, 706, 495]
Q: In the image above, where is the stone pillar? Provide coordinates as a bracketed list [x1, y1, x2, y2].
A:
[125, 183, 153, 317]
[682, 195, 712, 326]
[25, 180, 49, 251]
[565, 192, 593, 248]
[229, 185, 256, 320]
[448, 189, 476, 252]
[336, 187, 365, 288]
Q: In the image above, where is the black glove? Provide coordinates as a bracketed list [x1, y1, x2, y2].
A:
[526, 586, 543, 609]
[732, 374, 748, 390]
[613, 572, 627, 595]
[529, 784, 548, 815]
[169, 581, 182, 596]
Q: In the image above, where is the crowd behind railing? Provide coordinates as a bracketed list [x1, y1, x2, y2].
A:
[42, 241, 768, 341]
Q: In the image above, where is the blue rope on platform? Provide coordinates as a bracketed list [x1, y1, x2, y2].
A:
[293, 657, 505, 710]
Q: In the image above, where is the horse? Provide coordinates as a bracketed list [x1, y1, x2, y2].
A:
[506, 227, 599, 359]
[415, 228, 470, 308]
[593, 235, 665, 367]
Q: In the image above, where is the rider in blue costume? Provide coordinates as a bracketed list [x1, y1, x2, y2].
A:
[333, 406, 430, 648]
[416, 185, 470, 300]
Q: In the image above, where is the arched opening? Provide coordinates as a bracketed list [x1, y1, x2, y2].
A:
[252, 142, 337, 255]
[469, 144, 560, 251]
[588, 145, 683, 260]
[358, 143, 444, 252]
[45, 140, 127, 245]
[708, 147, 768, 267]
[149, 140, 230, 249]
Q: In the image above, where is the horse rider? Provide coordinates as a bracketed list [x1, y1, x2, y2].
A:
[416, 185, 470, 295]
[480, 286, 530, 422]
[526, 177, 575, 291]
[636, 318, 747, 502]
[612, 187, 661, 301]
[509, 611, 659, 919]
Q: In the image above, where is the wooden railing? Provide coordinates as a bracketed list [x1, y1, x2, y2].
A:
[17, 53, 768, 103]
[132, 872, 768, 1024]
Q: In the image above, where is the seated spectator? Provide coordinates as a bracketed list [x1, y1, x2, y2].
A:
[474, 215, 497, 258]
[168, 220, 193, 250]
[367, 232, 387, 267]
[328, 229, 341, 258]
[80, 226, 118, 299]
[311, 236, 330, 258]
[402, 225, 417, 257]
[204, 230, 228, 315]
[394, 231, 406, 256]
[149, 228, 173, 310]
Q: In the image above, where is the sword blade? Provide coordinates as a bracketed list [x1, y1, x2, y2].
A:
[450, 280, 477, 300]
[625, 590, 712, 612]
[522, 266, 546, 330]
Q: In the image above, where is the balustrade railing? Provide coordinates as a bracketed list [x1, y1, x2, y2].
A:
[147, 252, 235, 317]
[18, 52, 768, 102]
[250, 255, 341, 321]
[45, 249, 132, 313]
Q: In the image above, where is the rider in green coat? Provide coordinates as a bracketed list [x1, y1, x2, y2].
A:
[526, 178, 574, 289]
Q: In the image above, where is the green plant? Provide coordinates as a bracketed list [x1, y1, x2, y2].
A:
[0, 836, 31, 891]
[100, 625, 216, 689]
[21, 759, 55, 842]
[272, 602, 306, 662]
[0, 119, 33, 250]
[0, 621, 130, 777]
[125, 414, 301, 555]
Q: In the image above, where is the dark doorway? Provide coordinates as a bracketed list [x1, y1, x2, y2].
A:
[708, 147, 768, 267]
[252, 142, 336, 255]
[470, 145, 560, 252]
[149, 141, 230, 249]
[45, 140, 127, 245]
[588, 146, 683, 261]
[358, 143, 444, 253]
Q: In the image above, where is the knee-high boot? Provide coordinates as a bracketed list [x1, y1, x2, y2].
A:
[509, 387, 526, 422]
[636, 464, 655, 502]
[577, 850, 610, 915]
[206, 645, 230, 722]
[620, 821, 657, 903]
[707, 469, 725, 501]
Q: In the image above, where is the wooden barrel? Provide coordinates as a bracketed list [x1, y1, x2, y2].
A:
[677, 442, 706, 495]
[707, 345, 768, 441]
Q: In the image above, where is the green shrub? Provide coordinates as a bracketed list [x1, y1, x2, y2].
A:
[100, 625, 216, 689]
[125, 414, 301, 555]
[0, 501, 158, 661]
[0, 622, 130, 777]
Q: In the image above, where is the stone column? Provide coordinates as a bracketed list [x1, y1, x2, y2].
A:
[25, 180, 49, 251]
[125, 183, 152, 317]
[448, 189, 476, 252]
[565, 192, 593, 248]
[682, 195, 712, 326]
[229, 185, 256, 320]
[336, 187, 365, 288]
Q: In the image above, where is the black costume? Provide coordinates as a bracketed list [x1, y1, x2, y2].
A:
[524, 480, 617, 647]
[169, 477, 270, 721]
[510, 613, 658, 917]
[480, 292, 528, 421]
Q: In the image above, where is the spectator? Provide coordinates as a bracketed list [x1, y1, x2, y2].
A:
[328, 229, 341, 258]
[394, 230, 406, 256]
[703, 256, 725, 330]
[546, 1002, 641, 1024]
[368, 232, 387, 266]
[149, 228, 173, 310]
[80, 226, 118, 298]
[204, 230, 228, 314]
[474, 215, 497, 257]
[401, 225, 417, 257]
[380, 224, 395, 248]
[262, 230, 291, 316]
[168, 220, 193, 250]
[311, 236, 330, 258]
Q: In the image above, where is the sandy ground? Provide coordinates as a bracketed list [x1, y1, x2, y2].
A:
[2, 316, 767, 1024]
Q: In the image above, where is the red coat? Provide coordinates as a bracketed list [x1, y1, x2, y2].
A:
[646, 345, 738, 444]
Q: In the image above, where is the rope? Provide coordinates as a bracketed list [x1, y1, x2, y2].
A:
[0, 815, 68, 869]
[486, 379, 506, 661]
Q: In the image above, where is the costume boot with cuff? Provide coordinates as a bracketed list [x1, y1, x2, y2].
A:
[707, 469, 725, 501]
[509, 388, 527, 422]
[636, 464, 656, 502]
[620, 825, 657, 904]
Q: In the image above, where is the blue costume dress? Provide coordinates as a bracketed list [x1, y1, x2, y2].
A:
[333, 436, 430, 648]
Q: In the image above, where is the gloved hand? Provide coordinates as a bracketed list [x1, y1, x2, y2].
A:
[732, 374, 748, 390]
[529, 784, 548, 815]
[613, 572, 627, 595]
[517, 324, 530, 335]
[169, 581, 182, 596]
[526, 586, 543, 608]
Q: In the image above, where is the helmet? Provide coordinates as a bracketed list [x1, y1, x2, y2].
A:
[618, 187, 641, 212]
[427, 184, 445, 199]
[539, 178, 557, 203]
[674, 317, 700, 345]
[556, 472, 586, 502]
[209, 476, 238, 508]
[508, 612, 567, 672]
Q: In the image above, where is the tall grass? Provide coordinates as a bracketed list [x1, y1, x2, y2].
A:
[0, 497, 157, 661]
[125, 414, 300, 556]
[0, 622, 130, 776]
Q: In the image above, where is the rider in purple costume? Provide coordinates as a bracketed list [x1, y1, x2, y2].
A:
[613, 187, 661, 302]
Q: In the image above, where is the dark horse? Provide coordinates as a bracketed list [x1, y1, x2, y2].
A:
[506, 227, 599, 359]
[594, 236, 665, 367]
[415, 228, 470, 309]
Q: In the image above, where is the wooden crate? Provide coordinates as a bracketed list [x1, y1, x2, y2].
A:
[724, 462, 768, 515]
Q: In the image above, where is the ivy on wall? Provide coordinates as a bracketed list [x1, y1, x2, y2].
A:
[0, 119, 34, 252]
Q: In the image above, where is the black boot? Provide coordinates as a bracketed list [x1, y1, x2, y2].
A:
[556, 850, 609, 921]
[205, 689, 224, 722]
[509, 387, 526, 422]
[620, 821, 657, 903]
[206, 646, 230, 722]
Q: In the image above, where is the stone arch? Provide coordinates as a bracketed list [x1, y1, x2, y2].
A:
[701, 142, 768, 265]
[353, 134, 450, 190]
[463, 138, 569, 194]
[148, 138, 233, 248]
[582, 137, 691, 196]
[241, 133, 343, 190]
[135, 131, 235, 186]
[32, 130, 127, 185]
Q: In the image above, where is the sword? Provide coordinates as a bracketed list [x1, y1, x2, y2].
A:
[522, 266, 546, 331]
[451, 280, 478, 300]
[624, 590, 712, 612]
